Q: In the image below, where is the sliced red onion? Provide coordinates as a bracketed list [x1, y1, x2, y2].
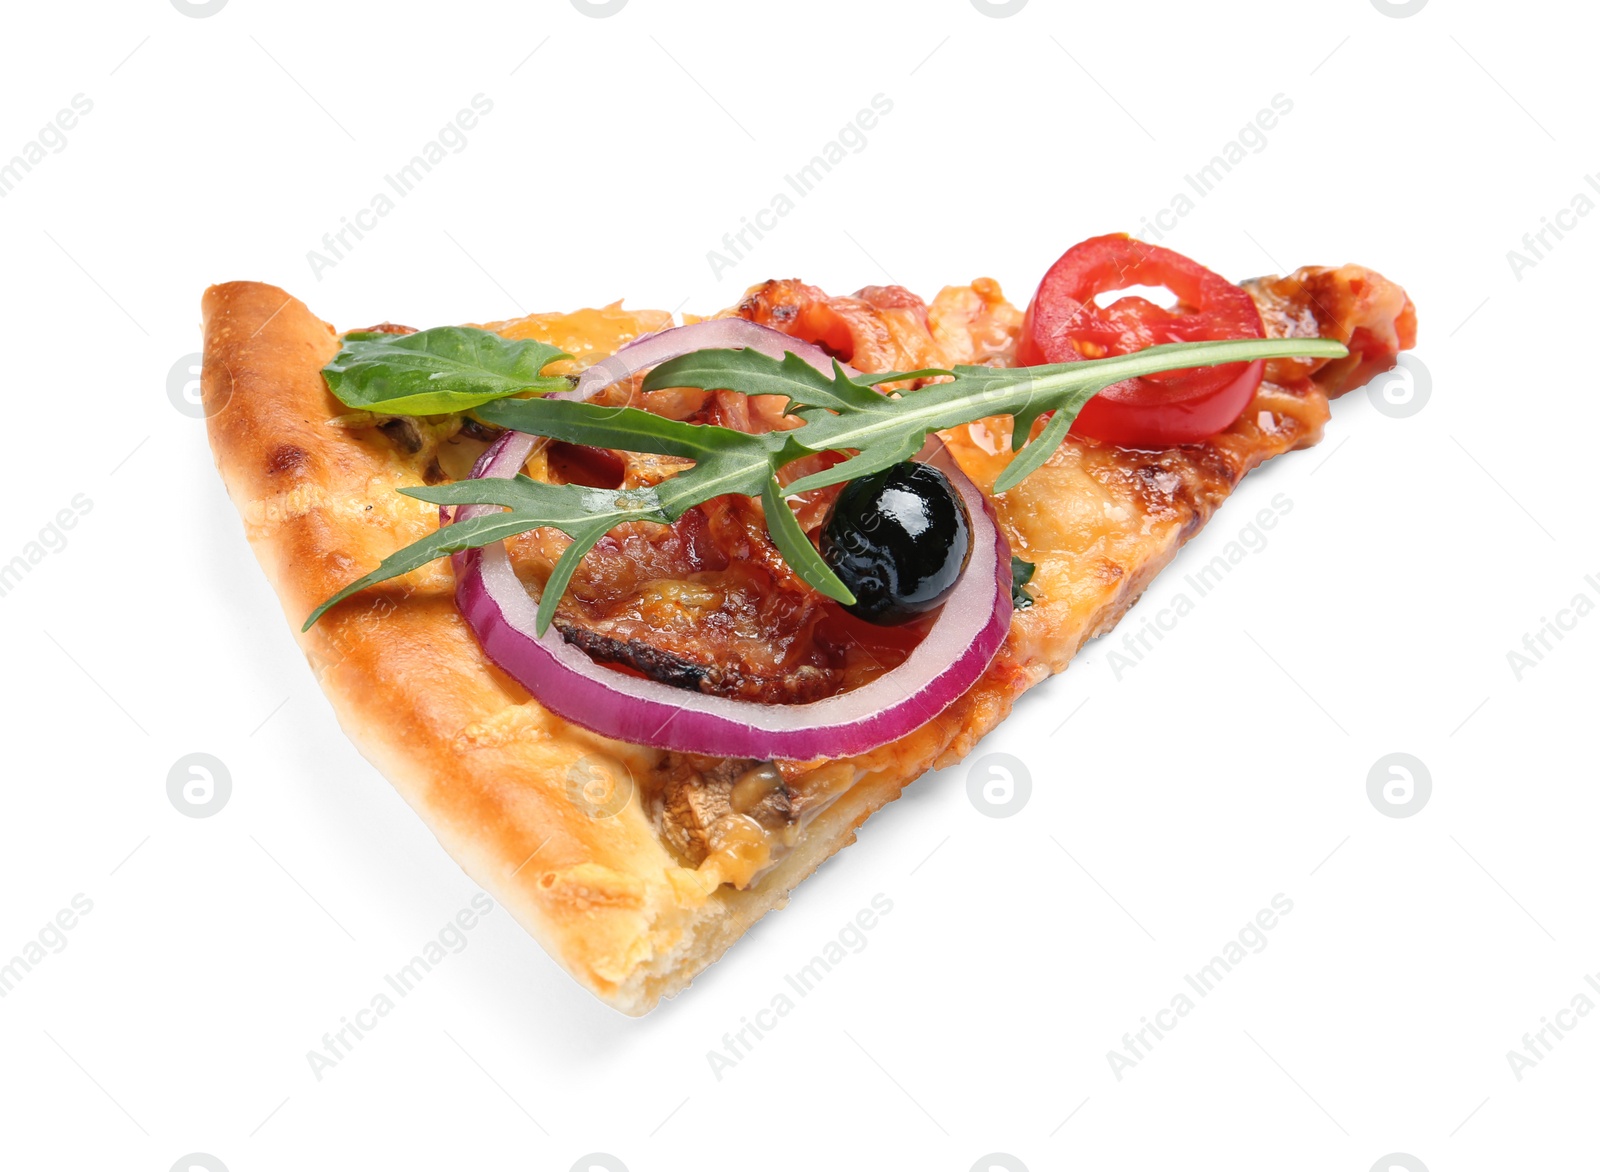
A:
[441, 321, 1006, 758]
[443, 431, 541, 528]
[449, 442, 1011, 760]
[560, 317, 858, 401]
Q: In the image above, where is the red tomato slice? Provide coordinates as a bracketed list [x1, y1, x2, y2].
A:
[1017, 233, 1266, 448]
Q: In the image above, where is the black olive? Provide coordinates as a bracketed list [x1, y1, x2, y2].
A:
[820, 462, 971, 625]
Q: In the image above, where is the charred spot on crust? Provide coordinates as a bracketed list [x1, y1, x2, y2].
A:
[422, 458, 447, 485]
[267, 443, 309, 476]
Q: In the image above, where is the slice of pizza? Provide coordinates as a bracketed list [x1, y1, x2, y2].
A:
[201, 233, 1415, 1014]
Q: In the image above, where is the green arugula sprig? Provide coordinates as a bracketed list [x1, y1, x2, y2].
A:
[303, 331, 1346, 633]
[324, 326, 573, 415]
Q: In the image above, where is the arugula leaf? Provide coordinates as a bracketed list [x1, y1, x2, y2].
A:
[993, 394, 1083, 493]
[1010, 555, 1036, 609]
[643, 339, 1347, 499]
[645, 351, 946, 414]
[323, 326, 572, 415]
[647, 348, 869, 410]
[300, 506, 560, 631]
[404, 474, 669, 528]
[761, 476, 854, 604]
[305, 334, 1347, 630]
[474, 395, 782, 468]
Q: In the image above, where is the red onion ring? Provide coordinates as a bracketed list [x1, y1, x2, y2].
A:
[560, 316, 859, 400]
[444, 320, 1010, 759]
[453, 445, 1009, 759]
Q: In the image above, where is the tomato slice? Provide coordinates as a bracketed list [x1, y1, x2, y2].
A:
[1017, 233, 1266, 448]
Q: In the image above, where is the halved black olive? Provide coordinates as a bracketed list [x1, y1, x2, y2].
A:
[820, 462, 971, 625]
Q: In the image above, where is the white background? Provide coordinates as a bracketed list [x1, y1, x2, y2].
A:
[1, 1, 1594, 1169]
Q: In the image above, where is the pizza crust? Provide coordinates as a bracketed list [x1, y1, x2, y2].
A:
[201, 272, 1392, 1013]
